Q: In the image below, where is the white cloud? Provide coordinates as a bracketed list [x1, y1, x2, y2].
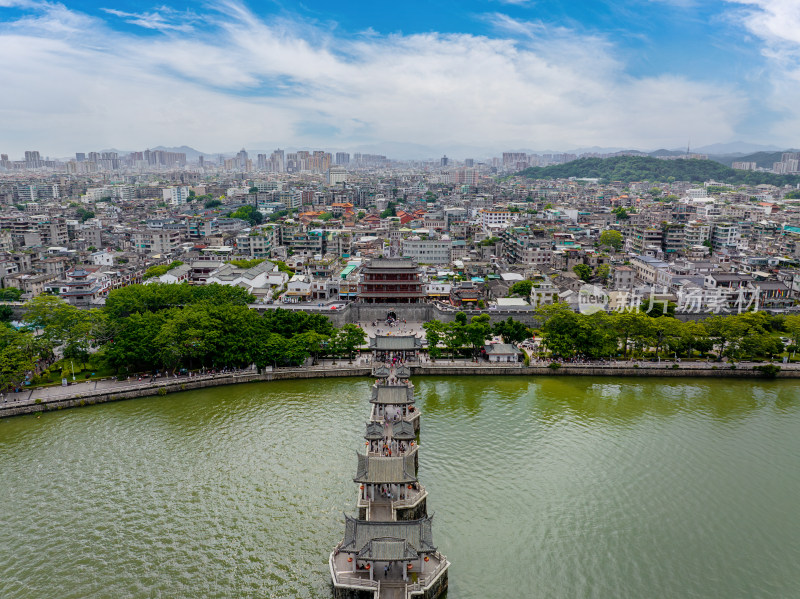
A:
[726, 0, 800, 142]
[0, 1, 749, 156]
[101, 8, 198, 33]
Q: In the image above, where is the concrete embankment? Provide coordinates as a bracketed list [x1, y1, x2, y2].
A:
[1, 362, 794, 419]
[414, 363, 797, 378]
[0, 366, 371, 419]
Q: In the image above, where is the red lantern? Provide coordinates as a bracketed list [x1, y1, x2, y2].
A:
[347, 557, 353, 562]
[365, 563, 371, 570]
[407, 564, 413, 570]
[424, 556, 429, 562]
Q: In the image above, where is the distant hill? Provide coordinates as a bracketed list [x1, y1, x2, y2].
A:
[516, 156, 800, 186]
[694, 141, 782, 154]
[711, 149, 800, 169]
[649, 149, 686, 157]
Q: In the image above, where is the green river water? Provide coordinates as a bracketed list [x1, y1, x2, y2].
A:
[1, 376, 799, 599]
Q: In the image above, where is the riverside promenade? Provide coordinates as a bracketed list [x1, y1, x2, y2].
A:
[2, 358, 798, 419]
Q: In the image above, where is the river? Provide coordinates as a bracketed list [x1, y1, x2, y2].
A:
[1, 376, 799, 598]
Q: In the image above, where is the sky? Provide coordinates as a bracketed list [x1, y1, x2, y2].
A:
[1, 0, 799, 158]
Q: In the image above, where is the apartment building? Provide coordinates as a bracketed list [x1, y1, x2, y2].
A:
[401, 238, 452, 265]
[131, 229, 182, 254]
[501, 227, 553, 266]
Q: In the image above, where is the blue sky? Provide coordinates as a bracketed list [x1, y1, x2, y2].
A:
[0, 0, 798, 158]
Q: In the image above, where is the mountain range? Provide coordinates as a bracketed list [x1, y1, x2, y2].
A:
[77, 141, 792, 163]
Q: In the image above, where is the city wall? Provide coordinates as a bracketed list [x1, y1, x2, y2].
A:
[251, 302, 716, 328]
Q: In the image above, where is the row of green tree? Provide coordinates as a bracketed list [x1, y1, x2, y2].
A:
[421, 306, 800, 362]
[517, 156, 800, 186]
[423, 313, 529, 359]
[536, 304, 799, 361]
[0, 284, 368, 390]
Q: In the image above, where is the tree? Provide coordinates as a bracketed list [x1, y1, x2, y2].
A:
[596, 264, 611, 283]
[379, 202, 397, 218]
[336, 324, 367, 362]
[257, 333, 291, 369]
[227, 258, 264, 269]
[492, 317, 529, 344]
[784, 315, 800, 347]
[598, 230, 623, 251]
[573, 264, 592, 282]
[508, 280, 533, 298]
[464, 315, 492, 358]
[296, 331, 329, 365]
[23, 296, 83, 351]
[442, 322, 466, 358]
[102, 310, 167, 373]
[143, 261, 184, 280]
[423, 320, 445, 360]
[0, 305, 12, 322]
[76, 207, 95, 222]
[639, 298, 676, 318]
[228, 205, 263, 225]
[0, 328, 36, 391]
[0, 288, 22, 301]
[612, 206, 630, 221]
[154, 304, 221, 371]
[204, 198, 222, 209]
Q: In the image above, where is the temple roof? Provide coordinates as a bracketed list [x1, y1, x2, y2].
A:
[365, 421, 385, 440]
[358, 539, 418, 561]
[372, 365, 391, 378]
[341, 515, 436, 558]
[371, 385, 415, 405]
[392, 421, 416, 440]
[362, 258, 420, 271]
[369, 335, 423, 351]
[484, 343, 522, 355]
[395, 365, 411, 379]
[354, 452, 417, 484]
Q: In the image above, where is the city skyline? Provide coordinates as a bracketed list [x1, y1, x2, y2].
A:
[1, 0, 799, 156]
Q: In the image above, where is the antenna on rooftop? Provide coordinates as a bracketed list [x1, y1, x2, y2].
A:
[686, 141, 690, 158]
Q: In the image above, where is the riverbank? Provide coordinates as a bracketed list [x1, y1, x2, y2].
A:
[2, 360, 796, 419]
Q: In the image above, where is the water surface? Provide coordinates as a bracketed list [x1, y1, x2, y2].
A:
[1, 376, 798, 598]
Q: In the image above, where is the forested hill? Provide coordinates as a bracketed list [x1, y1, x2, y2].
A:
[516, 156, 800, 186]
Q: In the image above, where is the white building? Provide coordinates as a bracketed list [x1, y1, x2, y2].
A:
[328, 166, 348, 185]
[163, 186, 190, 205]
[479, 209, 513, 232]
[401, 238, 452, 265]
[206, 261, 287, 299]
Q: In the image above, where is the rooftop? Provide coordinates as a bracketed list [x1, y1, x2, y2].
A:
[354, 452, 417, 484]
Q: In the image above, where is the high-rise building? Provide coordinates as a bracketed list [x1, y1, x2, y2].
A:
[236, 148, 248, 170]
[269, 149, 285, 172]
[502, 152, 527, 170]
[257, 154, 267, 170]
[75, 153, 86, 162]
[24, 151, 42, 168]
[163, 186, 191, 206]
[328, 166, 348, 185]
[440, 155, 449, 167]
[335, 152, 350, 165]
[464, 158, 474, 167]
